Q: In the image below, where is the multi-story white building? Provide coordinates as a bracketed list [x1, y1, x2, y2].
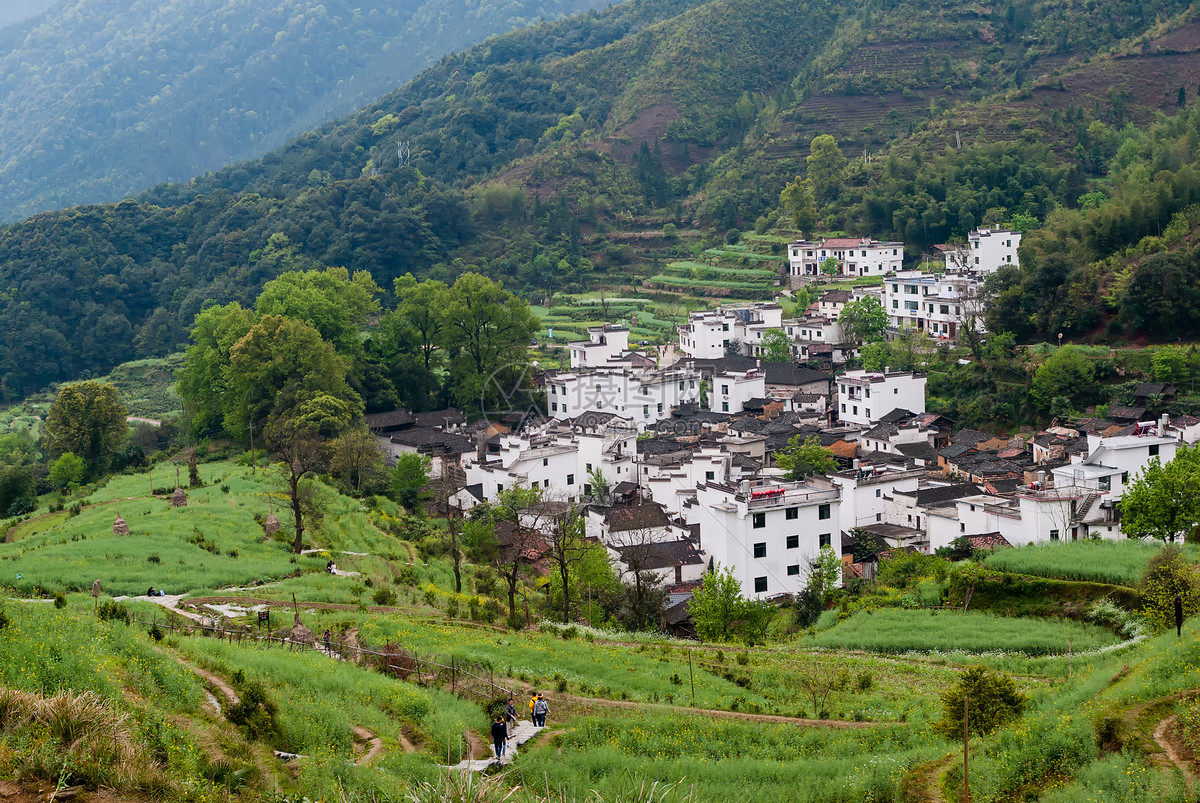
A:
[836, 369, 927, 426]
[465, 417, 639, 503]
[544, 365, 702, 429]
[786, 237, 905, 279]
[691, 478, 842, 599]
[967, 227, 1021, 273]
[882, 271, 986, 341]
[569, 324, 631, 369]
[829, 463, 926, 530]
[678, 304, 784, 359]
[709, 369, 767, 414]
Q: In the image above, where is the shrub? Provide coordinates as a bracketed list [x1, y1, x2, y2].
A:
[225, 676, 283, 745]
[97, 600, 130, 624]
[53, 593, 66, 609]
[372, 587, 397, 607]
[933, 666, 1026, 738]
[1138, 545, 1200, 633]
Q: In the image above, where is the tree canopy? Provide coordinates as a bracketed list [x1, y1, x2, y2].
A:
[1120, 445, 1200, 543]
[44, 381, 128, 477]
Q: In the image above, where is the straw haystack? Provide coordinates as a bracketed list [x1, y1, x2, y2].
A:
[112, 513, 130, 535]
[171, 487, 187, 507]
[264, 511, 280, 536]
[289, 611, 314, 645]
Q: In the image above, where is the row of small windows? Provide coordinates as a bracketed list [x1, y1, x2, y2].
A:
[751, 533, 832, 557]
[752, 505, 830, 528]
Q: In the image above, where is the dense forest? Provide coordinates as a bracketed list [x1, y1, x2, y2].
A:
[0, 0, 611, 222]
[3, 0, 1200, 400]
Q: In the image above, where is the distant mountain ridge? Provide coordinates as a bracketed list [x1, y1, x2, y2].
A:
[0, 0, 610, 222]
[2, 0, 1200, 399]
[0, 0, 55, 32]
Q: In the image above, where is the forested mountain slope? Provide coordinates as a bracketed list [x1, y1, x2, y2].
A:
[2, 0, 1200, 400]
[0, 0, 609, 223]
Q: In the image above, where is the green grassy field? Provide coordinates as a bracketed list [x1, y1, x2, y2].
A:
[809, 609, 1125, 656]
[0, 462, 410, 596]
[513, 710, 941, 803]
[983, 539, 1191, 586]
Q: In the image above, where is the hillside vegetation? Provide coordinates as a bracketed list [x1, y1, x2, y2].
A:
[0, 458, 1196, 802]
[0, 0, 610, 223]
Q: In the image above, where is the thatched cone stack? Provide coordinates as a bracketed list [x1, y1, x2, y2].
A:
[112, 513, 130, 535]
[289, 611, 314, 645]
[264, 511, 280, 536]
[171, 487, 187, 507]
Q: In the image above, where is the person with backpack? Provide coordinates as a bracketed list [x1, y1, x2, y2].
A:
[532, 694, 549, 728]
[491, 714, 508, 758]
[528, 693, 538, 719]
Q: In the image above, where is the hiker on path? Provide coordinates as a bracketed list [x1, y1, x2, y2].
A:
[528, 693, 538, 719]
[504, 697, 519, 733]
[322, 629, 331, 652]
[532, 694, 549, 728]
[491, 715, 508, 758]
[146, 586, 155, 597]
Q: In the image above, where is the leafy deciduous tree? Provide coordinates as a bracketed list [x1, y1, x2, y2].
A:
[44, 381, 128, 477]
[774, 434, 838, 479]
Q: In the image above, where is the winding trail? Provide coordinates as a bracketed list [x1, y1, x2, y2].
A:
[900, 753, 955, 803]
[1153, 711, 1196, 786]
[162, 647, 385, 766]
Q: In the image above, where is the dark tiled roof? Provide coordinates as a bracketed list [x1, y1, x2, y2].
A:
[901, 483, 984, 506]
[878, 408, 916, 424]
[863, 422, 899, 440]
[412, 408, 465, 428]
[604, 504, 671, 533]
[1134, 382, 1177, 398]
[939, 442, 980, 459]
[1107, 405, 1147, 421]
[662, 597, 693, 626]
[365, 409, 415, 430]
[952, 429, 994, 446]
[894, 442, 938, 462]
[612, 481, 639, 495]
[819, 289, 853, 304]
[687, 356, 759, 375]
[463, 483, 484, 501]
[638, 437, 688, 456]
[763, 363, 834, 387]
[614, 539, 703, 570]
[388, 429, 474, 453]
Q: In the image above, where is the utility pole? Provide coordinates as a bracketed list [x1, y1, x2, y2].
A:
[249, 420, 255, 475]
[963, 694, 970, 803]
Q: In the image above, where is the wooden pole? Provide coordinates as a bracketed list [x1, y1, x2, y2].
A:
[963, 694, 970, 803]
[688, 649, 696, 707]
[1068, 638, 1072, 679]
[249, 420, 255, 475]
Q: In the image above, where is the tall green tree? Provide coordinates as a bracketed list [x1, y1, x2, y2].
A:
[440, 273, 538, 413]
[390, 452, 432, 514]
[1120, 445, 1200, 543]
[690, 564, 746, 642]
[1030, 345, 1095, 411]
[255, 267, 382, 360]
[225, 315, 362, 441]
[393, 274, 449, 373]
[44, 381, 128, 477]
[759, 329, 794, 362]
[176, 302, 256, 436]
[806, 134, 847, 205]
[933, 666, 1026, 738]
[779, 176, 817, 236]
[838, 297, 889, 343]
